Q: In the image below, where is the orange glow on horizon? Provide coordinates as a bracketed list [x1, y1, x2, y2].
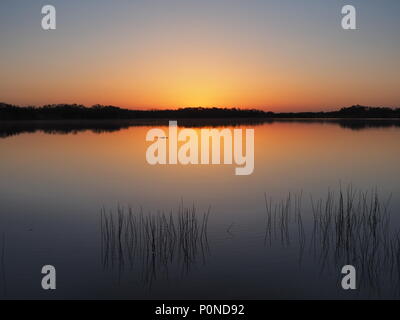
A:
[1, 2, 399, 112]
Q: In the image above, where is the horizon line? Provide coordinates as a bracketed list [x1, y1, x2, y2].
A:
[1, 102, 399, 113]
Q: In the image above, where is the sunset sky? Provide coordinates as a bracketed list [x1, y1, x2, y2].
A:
[0, 0, 399, 111]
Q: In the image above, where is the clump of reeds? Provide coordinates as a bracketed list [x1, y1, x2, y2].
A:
[100, 204, 210, 285]
[264, 192, 304, 249]
[265, 185, 399, 295]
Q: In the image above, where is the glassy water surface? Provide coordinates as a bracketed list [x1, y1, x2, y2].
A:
[0, 120, 400, 299]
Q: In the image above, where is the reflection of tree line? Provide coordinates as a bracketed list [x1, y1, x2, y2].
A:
[0, 120, 135, 138]
[1, 118, 400, 138]
[264, 186, 400, 297]
[269, 119, 400, 131]
[100, 205, 210, 287]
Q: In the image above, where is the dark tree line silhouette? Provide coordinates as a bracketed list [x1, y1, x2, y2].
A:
[0, 103, 399, 120]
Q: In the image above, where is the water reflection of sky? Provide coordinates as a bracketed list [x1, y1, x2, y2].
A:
[0, 122, 400, 299]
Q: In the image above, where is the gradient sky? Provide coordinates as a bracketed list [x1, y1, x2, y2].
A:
[0, 0, 399, 111]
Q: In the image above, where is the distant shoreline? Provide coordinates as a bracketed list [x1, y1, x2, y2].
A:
[2, 117, 400, 124]
[1, 103, 399, 121]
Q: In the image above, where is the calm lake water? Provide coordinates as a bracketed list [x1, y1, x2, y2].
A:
[0, 119, 400, 299]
